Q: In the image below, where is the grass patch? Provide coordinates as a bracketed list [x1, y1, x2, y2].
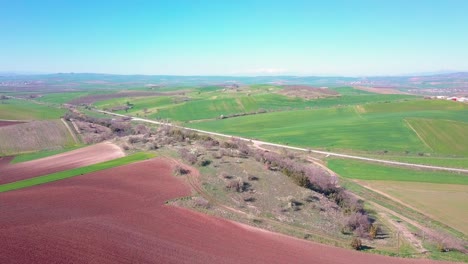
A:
[328, 159, 468, 185]
[11, 145, 85, 164]
[0, 99, 65, 120]
[0, 152, 155, 193]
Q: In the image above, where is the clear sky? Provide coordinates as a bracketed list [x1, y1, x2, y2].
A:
[1, 0, 467, 76]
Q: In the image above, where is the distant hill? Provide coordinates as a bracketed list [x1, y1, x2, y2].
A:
[1, 72, 467, 95]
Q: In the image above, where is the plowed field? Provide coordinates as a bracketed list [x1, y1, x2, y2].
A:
[0, 158, 448, 264]
[0, 142, 124, 184]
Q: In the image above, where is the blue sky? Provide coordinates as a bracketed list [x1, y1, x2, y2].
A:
[1, 0, 467, 76]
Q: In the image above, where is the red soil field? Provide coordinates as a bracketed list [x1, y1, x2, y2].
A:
[0, 158, 449, 264]
[0, 120, 25, 127]
[0, 156, 14, 166]
[0, 142, 124, 184]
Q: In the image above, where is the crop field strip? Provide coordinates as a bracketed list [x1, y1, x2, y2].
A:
[0, 152, 154, 193]
[327, 159, 468, 185]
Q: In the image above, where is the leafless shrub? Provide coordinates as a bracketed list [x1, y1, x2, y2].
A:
[174, 165, 190, 175]
[179, 148, 198, 164]
[247, 175, 258, 181]
[128, 136, 140, 144]
[146, 142, 158, 150]
[346, 212, 371, 238]
[211, 151, 223, 159]
[197, 158, 211, 167]
[220, 172, 232, 179]
[431, 232, 465, 252]
[192, 197, 210, 209]
[133, 124, 149, 135]
[243, 196, 256, 202]
[226, 177, 245, 192]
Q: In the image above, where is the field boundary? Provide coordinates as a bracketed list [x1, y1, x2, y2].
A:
[60, 118, 80, 144]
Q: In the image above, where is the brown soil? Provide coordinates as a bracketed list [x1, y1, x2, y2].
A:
[0, 142, 124, 184]
[354, 86, 411, 95]
[279, 85, 340, 99]
[0, 158, 448, 264]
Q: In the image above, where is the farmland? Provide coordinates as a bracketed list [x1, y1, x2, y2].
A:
[327, 159, 468, 185]
[10, 145, 84, 164]
[0, 120, 77, 155]
[188, 99, 468, 155]
[405, 118, 468, 156]
[0, 99, 65, 120]
[0, 152, 152, 193]
[0, 142, 125, 185]
[0, 76, 467, 262]
[355, 180, 468, 235]
[35, 92, 91, 104]
[92, 86, 416, 122]
[329, 158, 468, 238]
[0, 158, 446, 264]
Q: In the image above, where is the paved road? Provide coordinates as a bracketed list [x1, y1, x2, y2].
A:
[97, 110, 468, 174]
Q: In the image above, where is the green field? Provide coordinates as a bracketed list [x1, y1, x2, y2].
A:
[188, 99, 468, 154]
[353, 155, 468, 169]
[94, 96, 174, 114]
[93, 86, 416, 122]
[0, 99, 66, 120]
[36, 92, 91, 104]
[406, 118, 468, 156]
[328, 159, 468, 185]
[364, 99, 468, 113]
[0, 152, 155, 193]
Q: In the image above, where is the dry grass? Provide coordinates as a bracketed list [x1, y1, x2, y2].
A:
[356, 180, 468, 235]
[0, 120, 77, 155]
